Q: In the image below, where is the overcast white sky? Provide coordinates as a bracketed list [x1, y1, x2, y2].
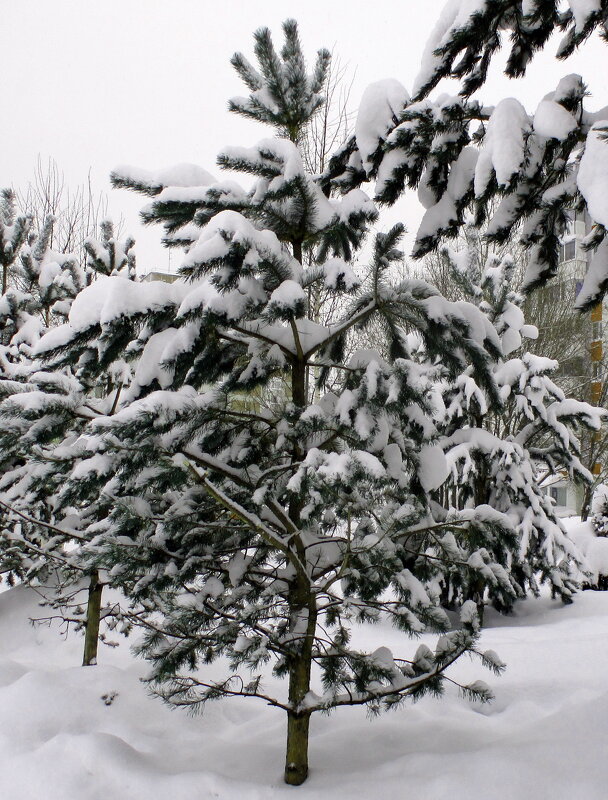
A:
[2, 0, 607, 271]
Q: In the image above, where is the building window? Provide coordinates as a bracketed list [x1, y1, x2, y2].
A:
[560, 240, 576, 262]
[565, 209, 575, 236]
[550, 486, 568, 506]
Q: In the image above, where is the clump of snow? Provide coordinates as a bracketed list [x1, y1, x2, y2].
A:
[578, 123, 608, 228]
[566, 0, 602, 34]
[475, 99, 530, 196]
[322, 258, 359, 291]
[355, 79, 410, 175]
[112, 163, 216, 191]
[574, 237, 608, 310]
[181, 209, 297, 277]
[417, 147, 477, 242]
[36, 276, 191, 355]
[332, 189, 376, 224]
[129, 329, 177, 394]
[268, 280, 306, 312]
[418, 444, 450, 491]
[533, 100, 578, 140]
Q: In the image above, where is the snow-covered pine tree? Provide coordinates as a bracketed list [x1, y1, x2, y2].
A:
[0, 187, 89, 375]
[84, 218, 136, 281]
[326, 1, 608, 310]
[424, 239, 604, 611]
[0, 189, 30, 296]
[0, 191, 84, 586]
[12, 21, 543, 785]
[0, 218, 136, 665]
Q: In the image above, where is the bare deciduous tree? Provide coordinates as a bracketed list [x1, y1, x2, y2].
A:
[15, 156, 121, 261]
[301, 53, 355, 176]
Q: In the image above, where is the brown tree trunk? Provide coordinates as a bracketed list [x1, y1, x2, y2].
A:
[580, 484, 592, 522]
[285, 708, 312, 785]
[471, 451, 488, 622]
[284, 579, 316, 785]
[292, 361, 306, 408]
[82, 570, 103, 666]
[284, 235, 315, 784]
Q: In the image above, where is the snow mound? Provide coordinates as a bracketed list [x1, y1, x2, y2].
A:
[1, 582, 608, 798]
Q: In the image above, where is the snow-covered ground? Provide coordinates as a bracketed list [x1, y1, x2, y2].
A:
[1, 569, 608, 800]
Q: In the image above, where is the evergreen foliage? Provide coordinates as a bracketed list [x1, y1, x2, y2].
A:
[410, 0, 608, 101]
[425, 238, 603, 610]
[84, 219, 136, 280]
[326, 2, 608, 310]
[0, 211, 136, 663]
[0, 192, 84, 587]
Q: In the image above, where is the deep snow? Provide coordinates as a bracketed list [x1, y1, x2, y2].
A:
[1, 549, 608, 798]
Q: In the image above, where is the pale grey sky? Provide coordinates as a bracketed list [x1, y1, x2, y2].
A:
[2, 0, 607, 271]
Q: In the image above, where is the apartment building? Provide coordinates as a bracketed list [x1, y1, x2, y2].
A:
[544, 210, 607, 512]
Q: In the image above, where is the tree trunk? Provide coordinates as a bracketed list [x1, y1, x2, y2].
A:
[292, 361, 306, 408]
[284, 237, 313, 784]
[580, 484, 592, 522]
[284, 591, 315, 785]
[285, 708, 312, 785]
[82, 570, 103, 666]
[283, 559, 315, 783]
[469, 451, 488, 622]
